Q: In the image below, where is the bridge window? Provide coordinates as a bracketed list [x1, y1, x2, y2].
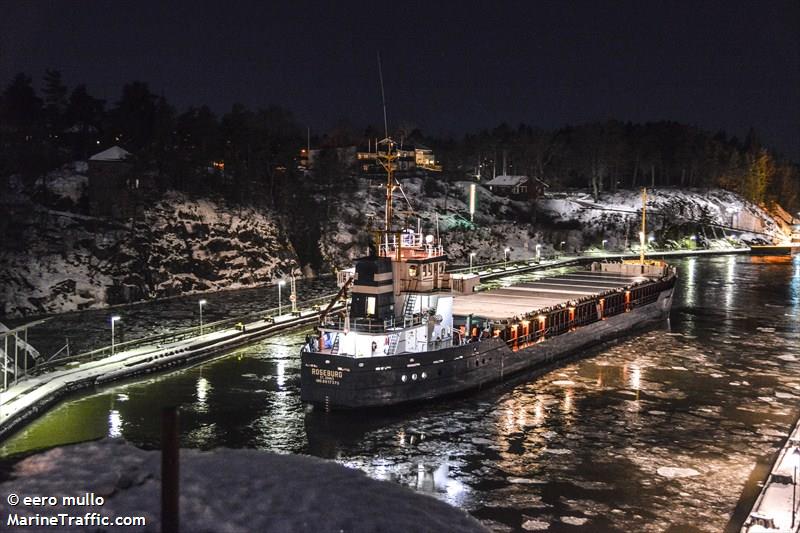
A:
[366, 297, 376, 316]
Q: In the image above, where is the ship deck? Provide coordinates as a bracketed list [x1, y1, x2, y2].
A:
[452, 270, 649, 321]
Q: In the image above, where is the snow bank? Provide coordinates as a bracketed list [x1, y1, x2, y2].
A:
[0, 439, 487, 533]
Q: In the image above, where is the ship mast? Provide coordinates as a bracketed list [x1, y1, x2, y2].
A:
[377, 52, 394, 234]
[379, 140, 398, 232]
[640, 187, 647, 264]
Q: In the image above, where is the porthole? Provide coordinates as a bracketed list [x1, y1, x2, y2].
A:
[358, 362, 364, 368]
[401, 375, 408, 382]
[412, 373, 418, 380]
[421, 372, 427, 379]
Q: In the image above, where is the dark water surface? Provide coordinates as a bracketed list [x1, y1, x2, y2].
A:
[2, 255, 799, 532]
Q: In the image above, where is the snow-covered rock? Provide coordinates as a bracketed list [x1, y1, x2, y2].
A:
[316, 178, 785, 269]
[0, 166, 786, 317]
[0, 439, 487, 533]
[0, 190, 299, 317]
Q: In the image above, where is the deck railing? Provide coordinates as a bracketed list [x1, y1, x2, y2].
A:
[320, 313, 426, 333]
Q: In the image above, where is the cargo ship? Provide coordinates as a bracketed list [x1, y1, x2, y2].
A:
[300, 139, 676, 408]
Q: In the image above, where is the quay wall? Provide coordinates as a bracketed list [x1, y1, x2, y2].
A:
[0, 312, 325, 441]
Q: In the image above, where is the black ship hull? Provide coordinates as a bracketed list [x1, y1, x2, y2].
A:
[300, 281, 675, 408]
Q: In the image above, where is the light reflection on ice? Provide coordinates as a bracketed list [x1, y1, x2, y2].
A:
[628, 362, 642, 391]
[276, 360, 286, 388]
[108, 409, 122, 438]
[196, 376, 210, 411]
[724, 255, 736, 311]
[684, 257, 697, 307]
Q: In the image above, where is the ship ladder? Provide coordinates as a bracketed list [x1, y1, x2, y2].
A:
[403, 294, 417, 326]
[387, 334, 400, 355]
[331, 334, 341, 355]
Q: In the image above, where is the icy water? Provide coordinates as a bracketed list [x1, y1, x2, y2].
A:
[2, 255, 799, 532]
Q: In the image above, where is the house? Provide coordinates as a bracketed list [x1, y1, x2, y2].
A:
[412, 143, 441, 171]
[356, 141, 440, 177]
[301, 141, 441, 178]
[484, 175, 549, 200]
[87, 145, 140, 218]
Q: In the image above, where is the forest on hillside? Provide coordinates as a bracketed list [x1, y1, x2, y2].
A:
[2, 71, 798, 215]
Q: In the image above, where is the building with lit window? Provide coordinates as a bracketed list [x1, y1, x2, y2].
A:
[484, 174, 548, 200]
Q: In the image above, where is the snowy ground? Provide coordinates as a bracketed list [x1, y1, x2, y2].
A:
[0, 439, 487, 533]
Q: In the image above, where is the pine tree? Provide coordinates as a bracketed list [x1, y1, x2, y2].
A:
[42, 69, 68, 135]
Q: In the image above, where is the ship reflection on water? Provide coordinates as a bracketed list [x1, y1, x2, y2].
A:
[2, 256, 799, 531]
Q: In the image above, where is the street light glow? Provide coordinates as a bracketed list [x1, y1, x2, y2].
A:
[278, 280, 286, 315]
[110, 316, 121, 355]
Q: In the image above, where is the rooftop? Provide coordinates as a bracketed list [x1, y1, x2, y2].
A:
[89, 145, 131, 162]
[484, 174, 529, 187]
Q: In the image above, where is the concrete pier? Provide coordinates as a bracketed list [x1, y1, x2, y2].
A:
[0, 307, 340, 440]
[742, 417, 800, 532]
[456, 246, 749, 282]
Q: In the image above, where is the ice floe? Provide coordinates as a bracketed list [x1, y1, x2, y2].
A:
[656, 466, 700, 478]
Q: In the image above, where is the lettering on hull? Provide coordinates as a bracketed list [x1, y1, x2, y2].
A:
[310, 367, 343, 386]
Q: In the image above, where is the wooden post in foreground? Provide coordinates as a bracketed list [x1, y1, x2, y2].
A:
[161, 407, 180, 533]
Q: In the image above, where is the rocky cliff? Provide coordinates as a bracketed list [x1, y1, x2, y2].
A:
[1, 171, 298, 317]
[0, 164, 787, 318]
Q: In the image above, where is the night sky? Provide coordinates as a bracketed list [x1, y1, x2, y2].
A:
[2, 0, 798, 159]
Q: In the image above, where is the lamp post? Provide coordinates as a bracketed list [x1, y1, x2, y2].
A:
[792, 447, 800, 528]
[469, 252, 476, 273]
[560, 241, 566, 255]
[198, 299, 207, 335]
[110, 316, 121, 355]
[504, 247, 510, 267]
[278, 280, 286, 316]
[535, 243, 541, 263]
[602, 239, 608, 251]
